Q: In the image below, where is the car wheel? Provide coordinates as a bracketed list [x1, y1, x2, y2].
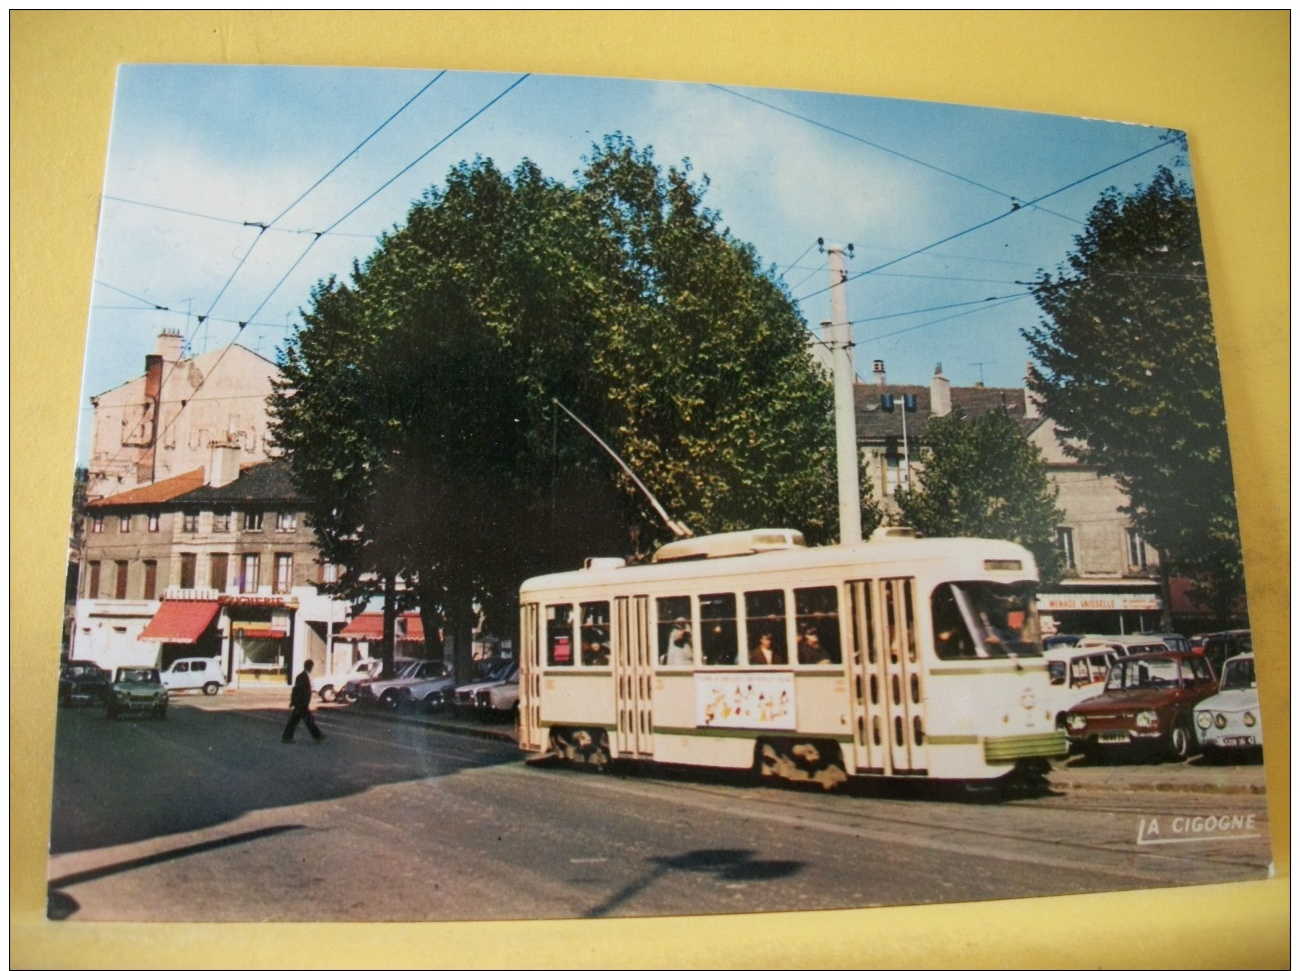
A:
[1167, 719, 1193, 761]
[319, 685, 337, 704]
[203, 682, 220, 696]
[381, 689, 400, 709]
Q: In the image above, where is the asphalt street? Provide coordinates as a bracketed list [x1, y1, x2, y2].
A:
[47, 692, 1273, 922]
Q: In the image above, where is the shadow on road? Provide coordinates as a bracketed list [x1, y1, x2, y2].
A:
[585, 848, 804, 919]
[48, 704, 520, 856]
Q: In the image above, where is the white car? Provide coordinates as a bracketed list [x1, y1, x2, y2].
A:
[358, 660, 450, 708]
[317, 658, 384, 703]
[471, 668, 520, 720]
[1194, 654, 1261, 756]
[159, 657, 226, 695]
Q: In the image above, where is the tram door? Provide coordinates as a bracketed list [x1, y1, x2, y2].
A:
[613, 595, 654, 759]
[519, 602, 542, 752]
[847, 578, 927, 774]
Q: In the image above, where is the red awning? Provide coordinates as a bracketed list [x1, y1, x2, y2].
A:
[338, 612, 424, 641]
[138, 600, 221, 644]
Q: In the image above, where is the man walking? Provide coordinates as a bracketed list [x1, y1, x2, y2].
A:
[282, 658, 325, 743]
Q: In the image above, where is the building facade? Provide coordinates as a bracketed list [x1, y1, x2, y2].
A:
[854, 360, 1162, 635]
[72, 453, 352, 687]
[86, 329, 279, 501]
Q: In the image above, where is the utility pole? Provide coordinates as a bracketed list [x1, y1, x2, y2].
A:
[822, 240, 862, 544]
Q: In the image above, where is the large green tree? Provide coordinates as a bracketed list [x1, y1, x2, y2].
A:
[1022, 167, 1243, 627]
[272, 136, 871, 676]
[893, 408, 1064, 584]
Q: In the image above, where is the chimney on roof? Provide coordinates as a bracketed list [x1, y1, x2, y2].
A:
[872, 359, 886, 387]
[931, 363, 951, 417]
[1024, 362, 1042, 420]
[207, 438, 242, 489]
[156, 328, 184, 364]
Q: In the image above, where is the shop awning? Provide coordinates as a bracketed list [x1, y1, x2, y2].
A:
[338, 612, 424, 641]
[138, 600, 221, 644]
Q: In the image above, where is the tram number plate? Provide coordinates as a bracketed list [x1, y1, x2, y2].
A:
[1219, 735, 1257, 747]
[1098, 732, 1131, 745]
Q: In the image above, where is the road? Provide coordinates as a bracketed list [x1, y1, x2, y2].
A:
[47, 696, 1273, 921]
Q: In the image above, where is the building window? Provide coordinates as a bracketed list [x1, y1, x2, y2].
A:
[119, 514, 131, 534]
[182, 511, 200, 533]
[87, 561, 101, 599]
[319, 560, 341, 585]
[210, 553, 229, 592]
[143, 560, 158, 600]
[239, 553, 261, 593]
[114, 560, 129, 599]
[91, 515, 104, 534]
[244, 511, 263, 532]
[1057, 526, 1077, 572]
[213, 509, 232, 532]
[1126, 527, 1148, 570]
[147, 512, 160, 533]
[276, 511, 296, 532]
[274, 553, 293, 594]
[178, 553, 197, 589]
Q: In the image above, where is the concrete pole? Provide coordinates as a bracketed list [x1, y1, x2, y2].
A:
[826, 244, 862, 544]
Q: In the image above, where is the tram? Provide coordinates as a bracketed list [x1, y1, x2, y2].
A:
[518, 526, 1067, 788]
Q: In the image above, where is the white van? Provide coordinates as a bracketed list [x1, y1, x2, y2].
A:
[1045, 645, 1117, 729]
[160, 657, 226, 695]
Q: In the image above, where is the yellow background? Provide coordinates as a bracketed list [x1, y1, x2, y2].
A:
[12, 12, 1289, 968]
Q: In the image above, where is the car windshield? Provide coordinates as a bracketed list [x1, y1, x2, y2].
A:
[931, 581, 1041, 659]
[1106, 658, 1180, 690]
[1220, 657, 1256, 691]
[117, 668, 159, 684]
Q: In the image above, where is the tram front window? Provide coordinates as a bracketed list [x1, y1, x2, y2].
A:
[932, 582, 1041, 660]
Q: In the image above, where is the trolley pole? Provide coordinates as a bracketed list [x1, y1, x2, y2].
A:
[825, 242, 862, 545]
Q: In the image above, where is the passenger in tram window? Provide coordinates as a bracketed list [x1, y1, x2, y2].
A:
[664, 618, 694, 665]
[749, 632, 784, 665]
[797, 625, 832, 665]
[582, 635, 611, 666]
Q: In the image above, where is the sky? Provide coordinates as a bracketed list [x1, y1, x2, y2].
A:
[78, 66, 1189, 462]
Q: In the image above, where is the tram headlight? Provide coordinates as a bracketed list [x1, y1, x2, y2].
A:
[1019, 688, 1037, 710]
[1066, 714, 1086, 731]
[1243, 711, 1257, 727]
[1135, 710, 1158, 729]
[1197, 712, 1213, 730]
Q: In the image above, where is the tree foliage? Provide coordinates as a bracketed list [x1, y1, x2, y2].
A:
[271, 136, 871, 668]
[893, 408, 1064, 584]
[1022, 167, 1243, 622]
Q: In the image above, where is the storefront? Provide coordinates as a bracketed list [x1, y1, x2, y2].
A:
[1038, 583, 1163, 636]
[221, 594, 298, 685]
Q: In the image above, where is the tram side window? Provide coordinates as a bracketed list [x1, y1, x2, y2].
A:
[657, 596, 694, 666]
[579, 601, 611, 666]
[795, 586, 841, 664]
[700, 593, 738, 665]
[744, 590, 787, 665]
[547, 604, 575, 666]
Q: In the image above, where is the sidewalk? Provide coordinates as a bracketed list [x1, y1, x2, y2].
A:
[174, 691, 1268, 796]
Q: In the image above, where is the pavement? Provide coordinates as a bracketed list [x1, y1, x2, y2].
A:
[174, 687, 1269, 796]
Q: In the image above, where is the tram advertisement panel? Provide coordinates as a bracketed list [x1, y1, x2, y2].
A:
[695, 671, 796, 730]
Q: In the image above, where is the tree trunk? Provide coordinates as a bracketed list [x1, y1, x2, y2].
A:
[1157, 550, 1175, 632]
[381, 571, 398, 678]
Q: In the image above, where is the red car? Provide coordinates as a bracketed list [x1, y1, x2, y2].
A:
[1064, 652, 1219, 761]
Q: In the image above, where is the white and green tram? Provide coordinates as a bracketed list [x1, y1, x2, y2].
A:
[518, 527, 1067, 787]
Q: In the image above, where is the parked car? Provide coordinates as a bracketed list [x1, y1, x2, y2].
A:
[1044, 645, 1116, 729]
[399, 670, 459, 711]
[160, 657, 226, 695]
[451, 661, 518, 717]
[1194, 654, 1262, 757]
[1197, 629, 1252, 679]
[1064, 652, 1219, 761]
[1074, 634, 1170, 657]
[106, 667, 169, 720]
[58, 661, 112, 708]
[341, 658, 419, 702]
[357, 659, 450, 708]
[317, 658, 384, 703]
[472, 667, 520, 720]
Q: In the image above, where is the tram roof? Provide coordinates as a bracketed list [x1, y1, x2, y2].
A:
[519, 531, 1038, 595]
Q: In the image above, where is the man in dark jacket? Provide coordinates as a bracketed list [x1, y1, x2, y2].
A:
[282, 659, 325, 743]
